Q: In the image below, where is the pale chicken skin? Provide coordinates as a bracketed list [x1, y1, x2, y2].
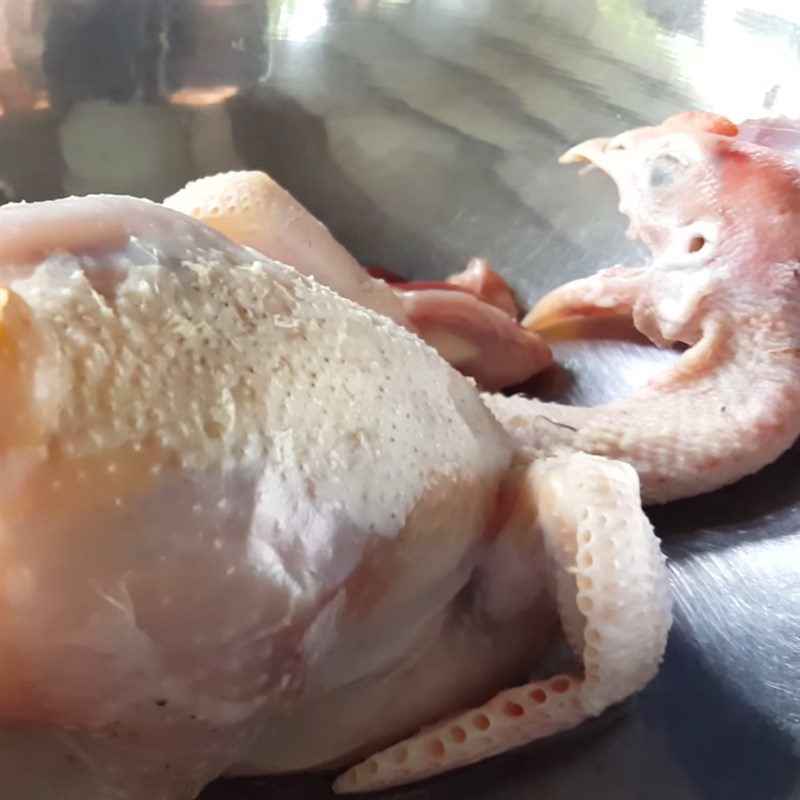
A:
[0, 197, 670, 798]
[488, 112, 800, 503]
[164, 172, 551, 390]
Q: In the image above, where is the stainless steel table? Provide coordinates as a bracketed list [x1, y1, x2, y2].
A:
[1, 2, 798, 798]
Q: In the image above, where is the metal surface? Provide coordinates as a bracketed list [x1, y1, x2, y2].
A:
[1, 1, 799, 799]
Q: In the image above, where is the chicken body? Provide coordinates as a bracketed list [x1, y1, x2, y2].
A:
[0, 197, 669, 798]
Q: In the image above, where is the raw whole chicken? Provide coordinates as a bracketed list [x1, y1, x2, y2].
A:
[0, 196, 670, 798]
[487, 112, 800, 503]
[164, 172, 551, 391]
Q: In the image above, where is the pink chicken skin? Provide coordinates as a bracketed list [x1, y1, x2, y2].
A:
[487, 112, 800, 503]
[164, 173, 551, 390]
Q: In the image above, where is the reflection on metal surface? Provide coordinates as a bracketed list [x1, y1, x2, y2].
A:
[0, 0, 271, 113]
[675, 0, 800, 120]
[170, 86, 241, 106]
[0, 91, 50, 117]
[271, 0, 329, 41]
[0, 0, 799, 798]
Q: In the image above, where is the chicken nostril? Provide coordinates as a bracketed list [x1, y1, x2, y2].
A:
[688, 235, 706, 253]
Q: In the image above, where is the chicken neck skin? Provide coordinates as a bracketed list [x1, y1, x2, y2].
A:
[489, 112, 800, 504]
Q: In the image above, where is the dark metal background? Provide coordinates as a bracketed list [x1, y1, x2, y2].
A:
[1, 2, 798, 799]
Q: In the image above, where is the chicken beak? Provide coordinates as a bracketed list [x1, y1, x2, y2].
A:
[558, 137, 612, 166]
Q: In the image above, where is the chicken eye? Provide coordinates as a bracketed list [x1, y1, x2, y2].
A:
[648, 153, 686, 188]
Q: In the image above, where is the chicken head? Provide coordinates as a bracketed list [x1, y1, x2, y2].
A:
[488, 112, 800, 503]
